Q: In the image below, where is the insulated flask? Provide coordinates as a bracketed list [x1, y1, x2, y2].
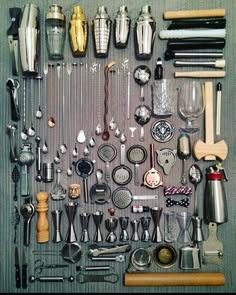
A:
[92, 6, 111, 58]
[18, 3, 40, 76]
[134, 5, 156, 60]
[204, 170, 228, 224]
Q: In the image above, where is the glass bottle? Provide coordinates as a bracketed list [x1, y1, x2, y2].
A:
[50, 168, 66, 200]
[45, 4, 66, 60]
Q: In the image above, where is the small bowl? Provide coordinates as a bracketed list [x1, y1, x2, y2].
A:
[153, 244, 177, 268]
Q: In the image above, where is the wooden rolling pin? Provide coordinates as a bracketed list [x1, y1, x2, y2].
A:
[124, 272, 225, 286]
[36, 191, 49, 243]
[164, 8, 226, 19]
[174, 71, 225, 78]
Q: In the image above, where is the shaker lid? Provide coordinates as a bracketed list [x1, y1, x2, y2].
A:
[47, 4, 65, 20]
[207, 171, 223, 180]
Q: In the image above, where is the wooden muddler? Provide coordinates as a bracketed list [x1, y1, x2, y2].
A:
[124, 272, 225, 286]
[164, 8, 226, 19]
[193, 81, 228, 160]
[36, 191, 49, 243]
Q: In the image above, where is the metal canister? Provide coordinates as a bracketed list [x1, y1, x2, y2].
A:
[92, 6, 111, 58]
[18, 3, 40, 76]
[114, 6, 131, 48]
[69, 5, 88, 57]
[42, 162, 54, 183]
[134, 5, 156, 60]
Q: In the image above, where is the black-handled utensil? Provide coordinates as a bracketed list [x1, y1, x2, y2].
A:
[15, 247, 21, 288]
[22, 249, 27, 289]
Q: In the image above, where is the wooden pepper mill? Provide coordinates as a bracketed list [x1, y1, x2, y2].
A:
[36, 191, 49, 243]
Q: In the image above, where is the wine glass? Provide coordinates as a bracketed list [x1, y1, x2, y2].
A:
[177, 80, 205, 133]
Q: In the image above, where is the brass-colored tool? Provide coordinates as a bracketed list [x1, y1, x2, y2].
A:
[69, 5, 88, 57]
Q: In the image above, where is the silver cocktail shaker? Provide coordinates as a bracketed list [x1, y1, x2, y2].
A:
[18, 3, 40, 76]
[134, 5, 156, 60]
[114, 6, 131, 48]
[92, 6, 111, 58]
[204, 169, 228, 224]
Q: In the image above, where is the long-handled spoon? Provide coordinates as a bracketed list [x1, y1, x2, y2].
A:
[21, 78, 28, 141]
[59, 63, 67, 154]
[77, 62, 86, 143]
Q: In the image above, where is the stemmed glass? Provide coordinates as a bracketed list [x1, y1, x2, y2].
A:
[178, 80, 205, 133]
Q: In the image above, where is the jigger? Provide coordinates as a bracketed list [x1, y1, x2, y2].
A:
[64, 202, 78, 243]
[131, 219, 140, 241]
[141, 216, 151, 242]
[105, 218, 118, 243]
[177, 211, 192, 243]
[51, 210, 63, 243]
[80, 213, 90, 242]
[150, 207, 163, 242]
[92, 211, 104, 242]
[119, 217, 129, 241]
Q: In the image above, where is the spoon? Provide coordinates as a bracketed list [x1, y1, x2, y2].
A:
[28, 122, 36, 137]
[95, 123, 102, 136]
[189, 164, 203, 216]
[54, 150, 61, 164]
[72, 143, 78, 157]
[134, 103, 152, 141]
[21, 125, 28, 141]
[42, 141, 48, 153]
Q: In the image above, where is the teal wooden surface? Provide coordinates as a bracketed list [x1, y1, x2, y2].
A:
[0, 0, 236, 293]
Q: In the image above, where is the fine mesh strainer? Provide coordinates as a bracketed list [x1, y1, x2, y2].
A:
[112, 187, 158, 209]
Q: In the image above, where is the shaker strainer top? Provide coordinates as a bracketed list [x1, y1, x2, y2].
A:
[112, 187, 132, 209]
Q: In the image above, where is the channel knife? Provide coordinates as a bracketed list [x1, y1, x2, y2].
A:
[15, 247, 21, 288]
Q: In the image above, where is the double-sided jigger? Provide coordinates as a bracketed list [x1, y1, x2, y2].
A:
[92, 211, 104, 242]
[131, 219, 140, 241]
[119, 217, 129, 242]
[80, 213, 90, 242]
[105, 218, 118, 243]
[150, 207, 163, 242]
[51, 210, 63, 243]
[141, 216, 151, 242]
[64, 202, 78, 243]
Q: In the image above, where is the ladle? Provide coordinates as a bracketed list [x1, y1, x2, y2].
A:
[133, 65, 152, 141]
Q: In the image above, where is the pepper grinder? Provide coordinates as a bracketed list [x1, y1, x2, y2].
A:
[36, 192, 49, 243]
[119, 217, 129, 241]
[51, 210, 63, 243]
[64, 201, 78, 243]
[80, 212, 90, 242]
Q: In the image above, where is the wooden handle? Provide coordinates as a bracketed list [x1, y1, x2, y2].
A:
[124, 272, 225, 286]
[164, 8, 226, 19]
[175, 71, 225, 78]
[36, 191, 49, 243]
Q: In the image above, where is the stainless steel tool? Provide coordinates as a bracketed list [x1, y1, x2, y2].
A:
[29, 275, 74, 283]
[6, 124, 18, 162]
[88, 244, 131, 257]
[20, 197, 35, 246]
[6, 78, 20, 121]
[7, 8, 21, 76]
[91, 254, 125, 263]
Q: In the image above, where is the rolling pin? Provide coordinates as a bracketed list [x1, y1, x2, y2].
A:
[163, 8, 226, 19]
[174, 71, 225, 78]
[124, 272, 225, 286]
[159, 29, 226, 39]
[36, 191, 49, 243]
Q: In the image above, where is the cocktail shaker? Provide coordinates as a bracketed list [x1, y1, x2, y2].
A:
[204, 169, 228, 224]
[134, 5, 156, 60]
[114, 6, 131, 48]
[92, 6, 111, 58]
[69, 5, 88, 57]
[45, 4, 66, 60]
[18, 3, 40, 76]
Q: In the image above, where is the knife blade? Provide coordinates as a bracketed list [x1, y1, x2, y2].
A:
[22, 249, 27, 289]
[7, 8, 21, 76]
[15, 247, 21, 288]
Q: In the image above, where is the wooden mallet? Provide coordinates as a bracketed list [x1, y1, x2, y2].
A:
[193, 81, 228, 161]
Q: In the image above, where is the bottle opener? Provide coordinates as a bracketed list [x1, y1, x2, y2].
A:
[156, 148, 177, 175]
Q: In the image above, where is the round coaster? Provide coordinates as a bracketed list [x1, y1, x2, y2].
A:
[151, 120, 175, 142]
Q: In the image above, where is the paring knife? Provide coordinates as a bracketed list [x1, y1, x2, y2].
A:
[22, 249, 27, 289]
[7, 7, 21, 76]
[15, 247, 21, 288]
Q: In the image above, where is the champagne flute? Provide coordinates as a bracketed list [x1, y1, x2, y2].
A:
[178, 80, 205, 133]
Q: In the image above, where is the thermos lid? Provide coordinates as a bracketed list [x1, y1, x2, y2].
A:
[207, 171, 223, 180]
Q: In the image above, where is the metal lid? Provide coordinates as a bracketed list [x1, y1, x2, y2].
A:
[46, 4, 65, 21]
